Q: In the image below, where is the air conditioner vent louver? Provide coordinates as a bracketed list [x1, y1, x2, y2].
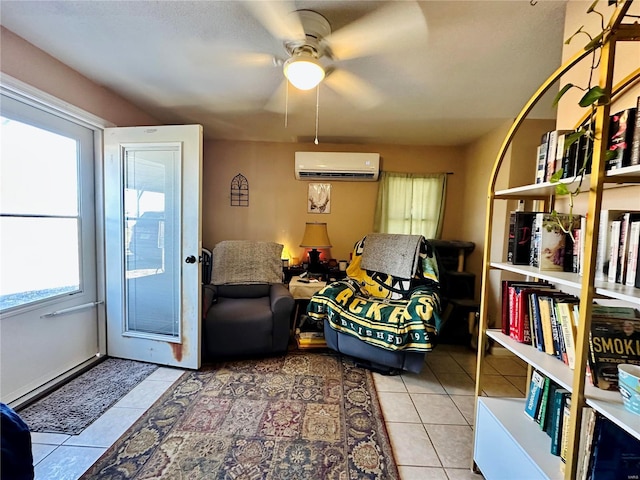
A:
[294, 152, 380, 181]
[298, 171, 376, 179]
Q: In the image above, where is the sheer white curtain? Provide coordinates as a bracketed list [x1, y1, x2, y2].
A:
[373, 172, 447, 238]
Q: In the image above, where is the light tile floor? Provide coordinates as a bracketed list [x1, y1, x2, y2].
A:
[372, 344, 528, 480]
[29, 345, 527, 480]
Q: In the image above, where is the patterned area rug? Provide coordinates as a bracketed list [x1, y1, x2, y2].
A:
[80, 352, 399, 479]
[19, 358, 158, 435]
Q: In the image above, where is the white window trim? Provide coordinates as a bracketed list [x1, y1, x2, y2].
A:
[1, 72, 112, 357]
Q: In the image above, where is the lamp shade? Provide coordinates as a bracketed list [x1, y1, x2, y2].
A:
[299, 222, 332, 248]
[283, 55, 325, 90]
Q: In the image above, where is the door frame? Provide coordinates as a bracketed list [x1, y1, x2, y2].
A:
[1, 74, 112, 407]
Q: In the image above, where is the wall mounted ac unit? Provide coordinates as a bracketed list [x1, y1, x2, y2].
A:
[294, 152, 380, 181]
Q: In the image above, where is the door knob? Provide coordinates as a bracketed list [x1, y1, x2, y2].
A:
[185, 255, 197, 264]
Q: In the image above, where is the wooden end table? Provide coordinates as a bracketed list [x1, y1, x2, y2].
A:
[288, 276, 327, 349]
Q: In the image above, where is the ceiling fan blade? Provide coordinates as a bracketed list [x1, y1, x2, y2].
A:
[185, 38, 279, 68]
[327, 1, 427, 61]
[323, 70, 383, 110]
[264, 80, 315, 114]
[243, 0, 305, 42]
[264, 80, 292, 113]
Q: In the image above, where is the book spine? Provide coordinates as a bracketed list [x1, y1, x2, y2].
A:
[546, 130, 559, 182]
[524, 370, 545, 420]
[539, 297, 556, 356]
[549, 299, 564, 361]
[626, 221, 640, 286]
[595, 211, 612, 281]
[608, 220, 621, 283]
[501, 281, 510, 335]
[530, 213, 541, 268]
[561, 134, 579, 179]
[630, 96, 640, 166]
[557, 302, 577, 369]
[550, 389, 570, 455]
[535, 145, 545, 184]
[560, 397, 572, 463]
[507, 212, 516, 263]
[606, 108, 637, 169]
[617, 213, 631, 283]
[513, 212, 536, 265]
[531, 292, 545, 352]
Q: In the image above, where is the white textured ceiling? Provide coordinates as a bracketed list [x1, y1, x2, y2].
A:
[0, 0, 568, 146]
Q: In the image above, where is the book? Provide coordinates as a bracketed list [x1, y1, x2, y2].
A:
[508, 212, 537, 265]
[524, 370, 545, 420]
[543, 382, 559, 437]
[625, 221, 640, 286]
[606, 107, 637, 170]
[596, 210, 631, 281]
[549, 294, 571, 362]
[588, 415, 640, 479]
[548, 129, 572, 181]
[298, 331, 324, 339]
[536, 376, 552, 428]
[618, 212, 640, 283]
[538, 295, 558, 356]
[507, 282, 553, 344]
[530, 290, 550, 352]
[536, 132, 551, 184]
[560, 131, 580, 179]
[507, 213, 516, 263]
[556, 299, 579, 369]
[630, 96, 640, 166]
[588, 306, 640, 390]
[607, 219, 622, 283]
[531, 213, 580, 271]
[501, 280, 549, 337]
[575, 407, 597, 480]
[559, 396, 572, 463]
[550, 388, 570, 456]
[575, 124, 594, 175]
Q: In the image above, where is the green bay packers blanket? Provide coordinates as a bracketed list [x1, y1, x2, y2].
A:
[307, 236, 442, 352]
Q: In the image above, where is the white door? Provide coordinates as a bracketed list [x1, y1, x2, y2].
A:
[0, 93, 100, 405]
[104, 125, 202, 369]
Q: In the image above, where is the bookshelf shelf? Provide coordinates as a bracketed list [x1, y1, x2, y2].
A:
[494, 164, 640, 199]
[490, 262, 640, 306]
[486, 330, 640, 441]
[473, 5, 640, 479]
[475, 397, 564, 480]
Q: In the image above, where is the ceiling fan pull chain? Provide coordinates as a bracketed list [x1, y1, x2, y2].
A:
[285, 81, 289, 128]
[314, 85, 320, 145]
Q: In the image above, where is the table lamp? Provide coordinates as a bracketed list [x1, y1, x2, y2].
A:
[299, 222, 332, 272]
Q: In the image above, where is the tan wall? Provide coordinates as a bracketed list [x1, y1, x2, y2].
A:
[458, 119, 558, 327]
[203, 141, 467, 262]
[555, 0, 640, 216]
[1, 27, 158, 127]
[462, 1, 640, 327]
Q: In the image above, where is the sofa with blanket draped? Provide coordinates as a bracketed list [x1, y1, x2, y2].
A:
[306, 234, 442, 374]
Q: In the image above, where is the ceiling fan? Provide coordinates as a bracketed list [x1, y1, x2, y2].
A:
[243, 1, 429, 112]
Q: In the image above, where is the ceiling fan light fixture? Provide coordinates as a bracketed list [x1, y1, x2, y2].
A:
[283, 54, 325, 90]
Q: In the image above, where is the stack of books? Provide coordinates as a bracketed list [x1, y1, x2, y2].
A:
[533, 96, 639, 184]
[523, 370, 640, 478]
[295, 330, 326, 347]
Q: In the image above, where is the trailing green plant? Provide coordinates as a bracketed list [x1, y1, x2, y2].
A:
[547, 0, 623, 239]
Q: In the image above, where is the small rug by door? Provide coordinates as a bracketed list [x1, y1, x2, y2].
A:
[19, 358, 159, 435]
[80, 352, 399, 479]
